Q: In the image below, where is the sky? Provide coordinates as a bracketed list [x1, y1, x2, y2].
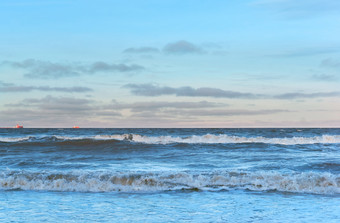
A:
[0, 0, 340, 128]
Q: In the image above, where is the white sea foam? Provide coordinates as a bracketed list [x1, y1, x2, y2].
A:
[0, 136, 31, 142]
[100, 134, 340, 145]
[1, 134, 340, 145]
[0, 171, 339, 194]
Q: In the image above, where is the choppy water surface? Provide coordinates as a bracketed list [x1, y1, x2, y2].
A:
[1, 128, 339, 222]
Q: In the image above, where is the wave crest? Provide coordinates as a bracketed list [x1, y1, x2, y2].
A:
[1, 170, 339, 194]
[108, 134, 340, 145]
[1, 134, 340, 145]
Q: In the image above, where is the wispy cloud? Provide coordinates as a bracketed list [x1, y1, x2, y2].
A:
[1, 96, 96, 125]
[274, 91, 340, 99]
[124, 84, 260, 99]
[268, 46, 340, 58]
[321, 58, 340, 68]
[123, 47, 160, 54]
[163, 109, 291, 117]
[1, 59, 145, 79]
[104, 100, 289, 119]
[87, 62, 144, 73]
[163, 40, 204, 54]
[123, 40, 206, 56]
[3, 59, 79, 78]
[4, 95, 121, 116]
[106, 100, 226, 113]
[0, 81, 92, 93]
[2, 97, 228, 125]
[311, 74, 338, 81]
[19, 96, 95, 113]
[124, 83, 340, 100]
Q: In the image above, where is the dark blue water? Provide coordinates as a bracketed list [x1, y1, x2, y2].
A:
[1, 128, 339, 222]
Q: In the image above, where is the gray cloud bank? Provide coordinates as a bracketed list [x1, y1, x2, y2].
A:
[0, 81, 92, 93]
[102, 100, 291, 119]
[20, 96, 95, 113]
[1, 59, 145, 79]
[124, 84, 260, 99]
[3, 95, 291, 125]
[124, 83, 340, 100]
[3, 96, 120, 121]
[1, 96, 119, 127]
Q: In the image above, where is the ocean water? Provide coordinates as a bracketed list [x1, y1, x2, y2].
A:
[0, 128, 339, 222]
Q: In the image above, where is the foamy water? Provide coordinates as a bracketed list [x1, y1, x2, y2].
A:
[1, 170, 339, 194]
[1, 128, 340, 222]
[102, 133, 340, 145]
[2, 133, 340, 145]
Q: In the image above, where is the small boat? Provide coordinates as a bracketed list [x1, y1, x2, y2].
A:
[73, 126, 80, 129]
[15, 124, 23, 128]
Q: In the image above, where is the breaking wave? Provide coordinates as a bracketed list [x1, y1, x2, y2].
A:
[1, 134, 340, 145]
[104, 134, 340, 145]
[0, 170, 339, 194]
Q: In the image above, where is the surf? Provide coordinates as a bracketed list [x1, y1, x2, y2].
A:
[1, 134, 340, 145]
[1, 170, 339, 194]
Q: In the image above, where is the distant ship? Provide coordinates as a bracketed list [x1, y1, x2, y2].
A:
[73, 126, 80, 129]
[15, 124, 23, 128]
[0, 124, 23, 129]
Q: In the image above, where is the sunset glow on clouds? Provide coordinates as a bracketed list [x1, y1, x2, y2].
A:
[1, 0, 339, 127]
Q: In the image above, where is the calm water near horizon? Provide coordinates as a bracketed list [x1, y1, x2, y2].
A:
[1, 128, 339, 222]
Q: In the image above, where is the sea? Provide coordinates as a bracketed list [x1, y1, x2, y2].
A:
[0, 128, 339, 222]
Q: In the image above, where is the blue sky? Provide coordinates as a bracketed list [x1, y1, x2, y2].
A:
[1, 0, 340, 127]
